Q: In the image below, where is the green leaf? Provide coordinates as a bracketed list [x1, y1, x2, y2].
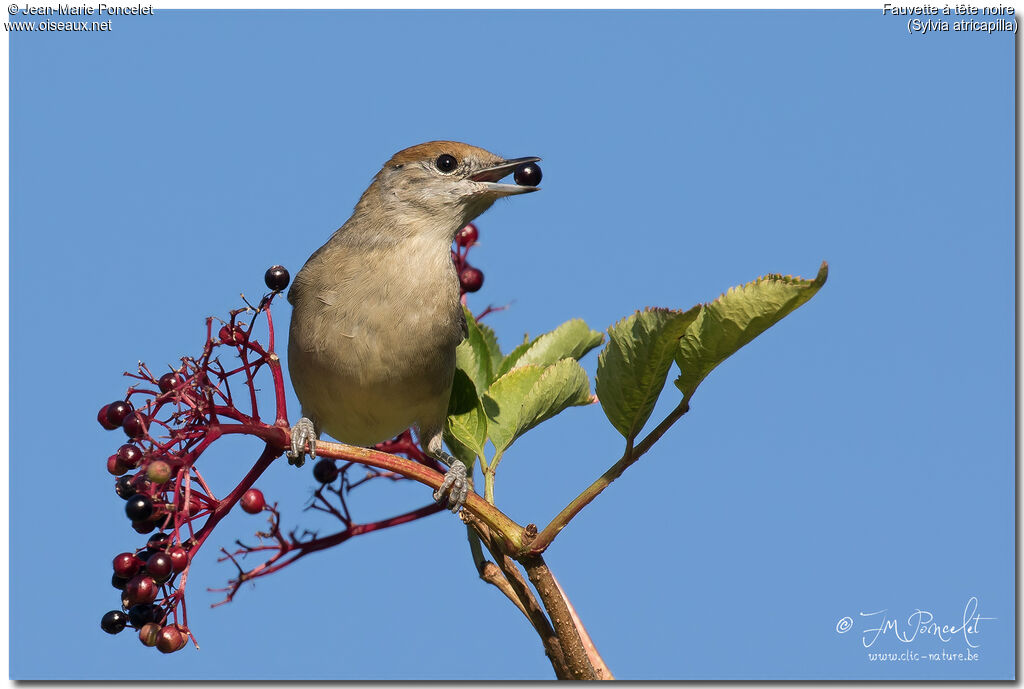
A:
[496, 319, 604, 378]
[516, 319, 604, 368]
[475, 318, 503, 381]
[483, 359, 593, 455]
[595, 306, 702, 441]
[444, 368, 488, 466]
[674, 261, 829, 399]
[495, 335, 534, 379]
[455, 340, 484, 396]
[459, 307, 496, 394]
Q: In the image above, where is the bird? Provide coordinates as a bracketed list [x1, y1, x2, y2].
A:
[285, 141, 541, 512]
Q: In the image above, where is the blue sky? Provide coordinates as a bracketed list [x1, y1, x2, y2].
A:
[9, 9, 1014, 680]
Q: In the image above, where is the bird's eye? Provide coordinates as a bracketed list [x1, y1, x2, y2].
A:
[435, 154, 458, 173]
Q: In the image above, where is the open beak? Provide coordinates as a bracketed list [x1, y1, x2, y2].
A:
[469, 156, 541, 195]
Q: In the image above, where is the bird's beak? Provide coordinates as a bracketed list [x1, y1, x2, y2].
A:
[469, 156, 541, 195]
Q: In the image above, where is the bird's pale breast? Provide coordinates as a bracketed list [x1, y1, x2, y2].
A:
[287, 235, 463, 446]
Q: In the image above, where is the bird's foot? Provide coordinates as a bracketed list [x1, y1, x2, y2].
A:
[432, 453, 468, 513]
[286, 417, 317, 466]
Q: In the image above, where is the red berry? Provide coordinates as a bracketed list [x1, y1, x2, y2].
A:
[107, 454, 129, 476]
[167, 546, 189, 573]
[106, 400, 134, 428]
[219, 325, 247, 345]
[175, 493, 204, 517]
[116, 444, 143, 468]
[124, 575, 158, 605]
[122, 412, 147, 440]
[455, 223, 479, 248]
[158, 372, 183, 394]
[98, 404, 118, 430]
[113, 552, 143, 579]
[156, 625, 185, 654]
[459, 267, 484, 293]
[146, 552, 173, 581]
[240, 488, 265, 514]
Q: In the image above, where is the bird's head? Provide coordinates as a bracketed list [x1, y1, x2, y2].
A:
[352, 141, 540, 242]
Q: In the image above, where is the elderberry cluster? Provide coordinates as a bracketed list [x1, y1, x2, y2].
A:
[101, 531, 191, 652]
[96, 265, 292, 652]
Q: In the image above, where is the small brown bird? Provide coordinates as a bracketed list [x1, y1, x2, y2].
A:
[286, 141, 540, 511]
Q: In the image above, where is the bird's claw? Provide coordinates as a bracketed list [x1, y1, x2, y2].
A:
[433, 459, 468, 513]
[287, 417, 317, 466]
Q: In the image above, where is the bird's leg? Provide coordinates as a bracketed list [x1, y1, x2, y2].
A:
[432, 451, 469, 513]
[422, 428, 469, 513]
[287, 416, 319, 466]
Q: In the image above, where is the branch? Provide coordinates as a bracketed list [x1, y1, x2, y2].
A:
[520, 554, 597, 680]
[466, 516, 570, 680]
[212, 501, 445, 604]
[310, 439, 526, 553]
[526, 397, 691, 555]
[549, 570, 614, 679]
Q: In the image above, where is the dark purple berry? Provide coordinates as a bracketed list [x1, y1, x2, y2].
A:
[146, 552, 173, 581]
[128, 603, 164, 628]
[157, 372, 183, 394]
[312, 459, 339, 484]
[459, 267, 484, 293]
[122, 412, 147, 440]
[98, 404, 118, 430]
[115, 476, 137, 499]
[111, 573, 129, 590]
[240, 489, 265, 514]
[455, 223, 478, 248]
[125, 495, 154, 522]
[264, 265, 290, 292]
[106, 400, 133, 428]
[147, 532, 170, 549]
[116, 444, 143, 468]
[101, 610, 128, 634]
[513, 162, 542, 187]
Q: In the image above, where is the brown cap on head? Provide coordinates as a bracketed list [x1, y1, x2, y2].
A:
[387, 141, 502, 168]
